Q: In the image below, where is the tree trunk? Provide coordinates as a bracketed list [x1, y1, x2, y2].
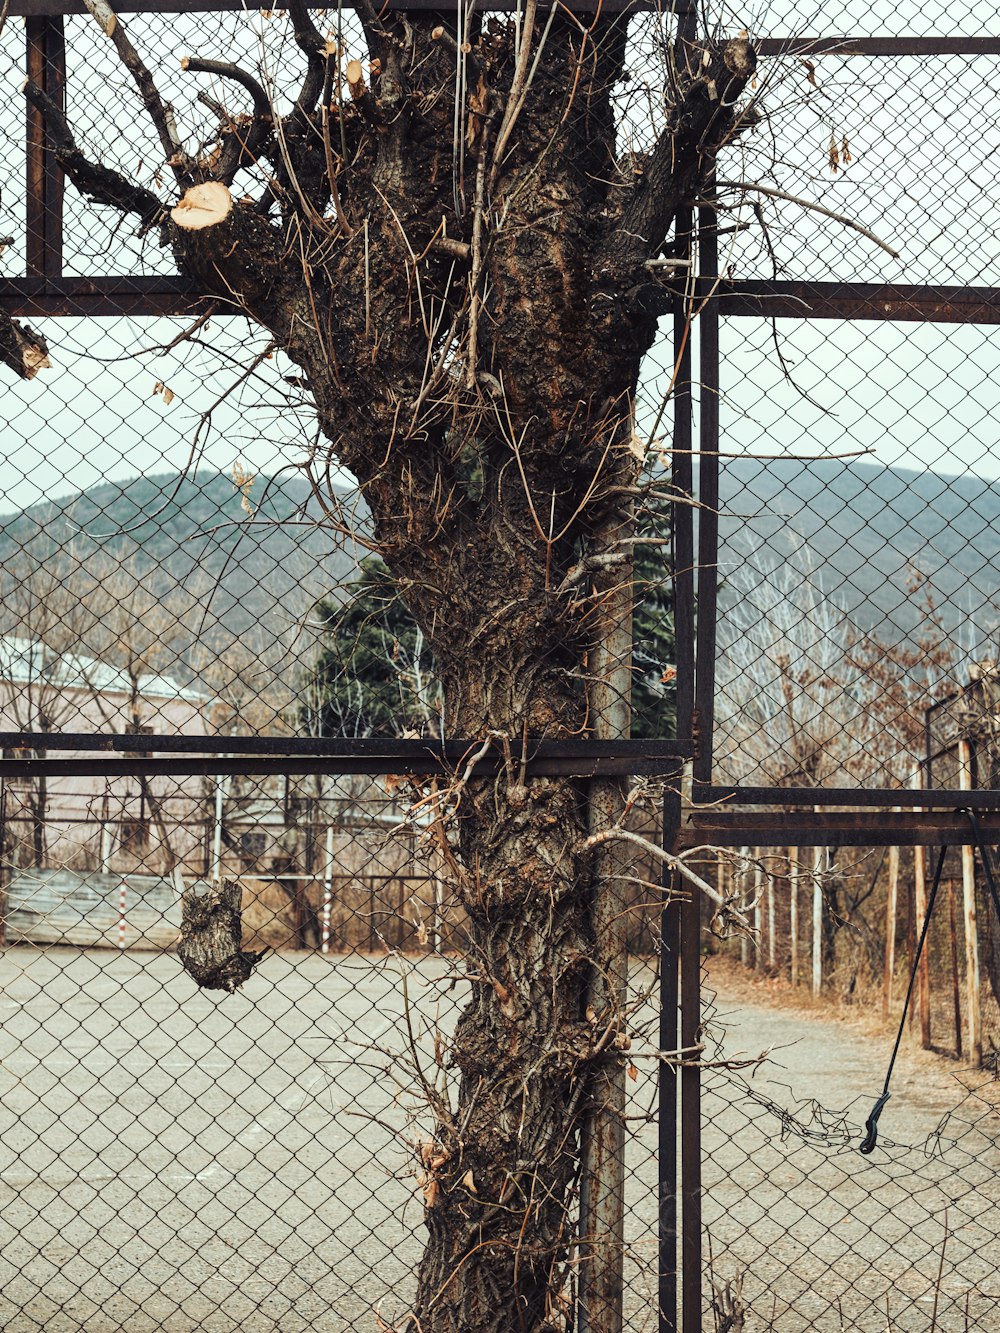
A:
[23, 8, 757, 1325]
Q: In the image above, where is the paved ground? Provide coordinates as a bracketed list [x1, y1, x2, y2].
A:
[0, 947, 997, 1332]
[694, 961, 1000, 1332]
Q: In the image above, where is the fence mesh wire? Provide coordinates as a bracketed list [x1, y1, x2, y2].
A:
[701, 969, 1000, 1332]
[4, 2, 1000, 1330]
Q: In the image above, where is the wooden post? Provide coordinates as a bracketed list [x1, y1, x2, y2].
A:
[958, 739, 983, 1065]
[882, 842, 900, 1019]
[913, 839, 931, 1048]
[739, 848, 750, 969]
[947, 880, 963, 1059]
[811, 845, 823, 997]
[788, 846, 799, 987]
[767, 861, 776, 970]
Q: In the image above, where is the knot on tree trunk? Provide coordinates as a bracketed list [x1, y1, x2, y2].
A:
[178, 878, 267, 992]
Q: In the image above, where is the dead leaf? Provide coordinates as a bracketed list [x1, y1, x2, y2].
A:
[841, 136, 853, 166]
[23, 345, 51, 377]
[627, 432, 646, 463]
[494, 981, 517, 1020]
[462, 1169, 477, 1194]
[466, 75, 490, 152]
[585, 1004, 597, 1024]
[152, 381, 175, 406]
[800, 59, 817, 87]
[828, 133, 840, 174]
[232, 461, 256, 515]
[627, 1064, 638, 1082]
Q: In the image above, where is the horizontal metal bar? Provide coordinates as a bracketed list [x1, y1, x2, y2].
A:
[1, 0, 649, 13]
[719, 282, 1000, 324]
[682, 810, 1000, 848]
[0, 276, 201, 319]
[694, 785, 1000, 809]
[8, 3, 997, 53]
[0, 731, 689, 758]
[10, 280, 999, 326]
[756, 37, 1000, 57]
[0, 755, 681, 778]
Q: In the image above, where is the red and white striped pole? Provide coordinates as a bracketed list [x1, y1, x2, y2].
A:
[321, 825, 334, 955]
[117, 880, 127, 950]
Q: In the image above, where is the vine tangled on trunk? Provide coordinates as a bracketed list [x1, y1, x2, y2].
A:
[12, 3, 761, 1327]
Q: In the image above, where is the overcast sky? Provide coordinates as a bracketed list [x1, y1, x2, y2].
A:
[2, 1, 1000, 520]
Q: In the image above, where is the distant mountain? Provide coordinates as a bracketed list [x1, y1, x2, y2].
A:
[2, 457, 994, 686]
[716, 457, 1000, 643]
[0, 469, 363, 670]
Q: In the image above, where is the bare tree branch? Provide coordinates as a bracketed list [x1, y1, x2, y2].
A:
[23, 80, 165, 229]
[715, 178, 902, 258]
[181, 56, 271, 183]
[82, 0, 195, 185]
[611, 36, 757, 268]
[286, 0, 328, 129]
[0, 313, 51, 380]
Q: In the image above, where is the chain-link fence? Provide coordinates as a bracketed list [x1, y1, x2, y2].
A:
[699, 968, 1000, 1332]
[4, 1, 1000, 1330]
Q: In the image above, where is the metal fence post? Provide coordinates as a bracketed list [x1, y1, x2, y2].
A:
[680, 878, 702, 1333]
[659, 781, 682, 1332]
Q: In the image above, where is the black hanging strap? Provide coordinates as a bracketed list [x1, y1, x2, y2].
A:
[859, 843, 948, 1155]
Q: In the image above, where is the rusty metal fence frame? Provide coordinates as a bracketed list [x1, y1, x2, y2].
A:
[4, 5, 1000, 1333]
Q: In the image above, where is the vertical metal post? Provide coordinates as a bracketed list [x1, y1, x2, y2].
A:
[25, 16, 65, 281]
[947, 881, 963, 1058]
[789, 845, 799, 987]
[0, 776, 7, 949]
[911, 767, 932, 1046]
[672, 247, 695, 748]
[692, 189, 720, 793]
[580, 512, 632, 1332]
[883, 841, 900, 1017]
[680, 878, 702, 1333]
[671, 9, 698, 755]
[811, 844, 824, 997]
[659, 781, 682, 1333]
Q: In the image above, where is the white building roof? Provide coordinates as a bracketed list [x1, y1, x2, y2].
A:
[0, 636, 207, 704]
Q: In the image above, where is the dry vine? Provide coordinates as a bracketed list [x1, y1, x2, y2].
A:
[2, 3, 894, 1328]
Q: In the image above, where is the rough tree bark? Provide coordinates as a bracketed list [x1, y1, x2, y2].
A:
[18, 5, 756, 1327]
[178, 878, 267, 992]
[0, 308, 50, 379]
